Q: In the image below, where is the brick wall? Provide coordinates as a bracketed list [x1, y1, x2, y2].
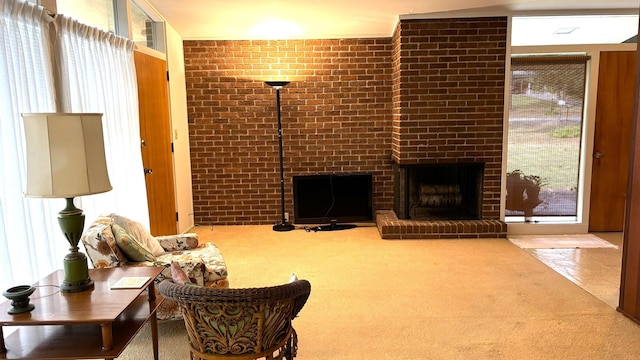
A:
[392, 17, 507, 220]
[183, 39, 394, 225]
[183, 17, 508, 226]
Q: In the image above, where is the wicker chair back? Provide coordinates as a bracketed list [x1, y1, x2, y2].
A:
[158, 279, 311, 360]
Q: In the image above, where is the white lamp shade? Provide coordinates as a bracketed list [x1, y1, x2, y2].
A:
[22, 113, 113, 198]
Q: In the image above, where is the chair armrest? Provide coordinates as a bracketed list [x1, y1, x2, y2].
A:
[156, 233, 199, 251]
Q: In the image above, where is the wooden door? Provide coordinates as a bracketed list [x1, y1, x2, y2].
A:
[134, 51, 177, 235]
[589, 51, 636, 232]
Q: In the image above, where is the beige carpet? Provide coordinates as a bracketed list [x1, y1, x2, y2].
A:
[508, 233, 619, 249]
[120, 225, 640, 359]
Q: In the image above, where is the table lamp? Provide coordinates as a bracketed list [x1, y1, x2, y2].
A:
[22, 113, 112, 292]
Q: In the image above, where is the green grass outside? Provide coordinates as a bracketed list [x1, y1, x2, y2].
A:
[507, 109, 581, 191]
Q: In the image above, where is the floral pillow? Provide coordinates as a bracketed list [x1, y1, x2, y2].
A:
[113, 215, 165, 256]
[113, 223, 156, 262]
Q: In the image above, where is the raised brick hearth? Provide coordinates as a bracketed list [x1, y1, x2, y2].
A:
[376, 210, 507, 239]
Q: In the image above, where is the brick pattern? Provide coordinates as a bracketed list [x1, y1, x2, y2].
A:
[183, 39, 394, 225]
[376, 210, 507, 239]
[183, 18, 508, 236]
[392, 17, 508, 222]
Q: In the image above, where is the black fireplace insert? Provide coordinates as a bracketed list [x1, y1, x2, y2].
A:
[393, 163, 484, 220]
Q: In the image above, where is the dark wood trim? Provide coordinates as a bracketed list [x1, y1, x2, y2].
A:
[619, 12, 640, 321]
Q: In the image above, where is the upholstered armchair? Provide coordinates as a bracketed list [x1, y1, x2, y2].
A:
[158, 279, 311, 360]
[80, 214, 228, 320]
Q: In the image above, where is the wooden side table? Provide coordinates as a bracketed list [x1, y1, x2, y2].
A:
[0, 266, 164, 360]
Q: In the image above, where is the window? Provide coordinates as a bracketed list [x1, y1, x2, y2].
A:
[506, 56, 589, 222]
[1, 0, 148, 291]
[129, 0, 155, 49]
[53, 0, 164, 52]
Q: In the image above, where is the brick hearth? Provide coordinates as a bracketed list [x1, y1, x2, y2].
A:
[376, 210, 507, 239]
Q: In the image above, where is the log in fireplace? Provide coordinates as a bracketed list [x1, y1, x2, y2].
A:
[393, 163, 484, 220]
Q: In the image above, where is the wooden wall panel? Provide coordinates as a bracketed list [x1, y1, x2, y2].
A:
[619, 17, 640, 322]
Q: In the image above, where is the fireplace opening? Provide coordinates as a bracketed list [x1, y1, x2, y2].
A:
[394, 163, 484, 220]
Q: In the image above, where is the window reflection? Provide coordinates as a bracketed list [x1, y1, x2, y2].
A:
[130, 0, 155, 48]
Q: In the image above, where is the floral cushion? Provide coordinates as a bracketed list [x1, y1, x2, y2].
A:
[80, 214, 229, 320]
[155, 234, 199, 251]
[81, 215, 128, 268]
[134, 243, 228, 286]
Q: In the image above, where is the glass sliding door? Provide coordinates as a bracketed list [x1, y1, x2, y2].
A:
[506, 55, 589, 222]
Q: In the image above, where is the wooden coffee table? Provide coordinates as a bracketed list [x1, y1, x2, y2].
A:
[0, 266, 164, 360]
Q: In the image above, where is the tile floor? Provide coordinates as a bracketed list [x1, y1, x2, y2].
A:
[520, 232, 623, 308]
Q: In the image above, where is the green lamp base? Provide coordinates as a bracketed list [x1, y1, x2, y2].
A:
[58, 198, 94, 293]
[60, 253, 94, 293]
[60, 278, 94, 293]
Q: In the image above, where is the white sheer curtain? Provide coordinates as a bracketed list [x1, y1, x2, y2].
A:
[0, 0, 64, 292]
[53, 15, 149, 225]
[0, 0, 149, 291]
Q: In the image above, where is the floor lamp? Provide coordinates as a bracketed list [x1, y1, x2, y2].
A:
[266, 81, 295, 232]
[22, 113, 112, 292]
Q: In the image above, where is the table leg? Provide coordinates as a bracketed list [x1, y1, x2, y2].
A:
[150, 310, 159, 360]
[148, 280, 156, 301]
[0, 326, 6, 353]
[100, 323, 113, 350]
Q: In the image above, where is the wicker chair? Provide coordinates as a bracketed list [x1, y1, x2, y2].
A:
[158, 279, 311, 360]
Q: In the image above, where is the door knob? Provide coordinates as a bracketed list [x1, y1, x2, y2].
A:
[141, 139, 146, 148]
[594, 151, 604, 159]
[144, 168, 153, 175]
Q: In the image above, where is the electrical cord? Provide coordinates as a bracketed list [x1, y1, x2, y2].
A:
[300, 174, 363, 232]
[314, 174, 336, 230]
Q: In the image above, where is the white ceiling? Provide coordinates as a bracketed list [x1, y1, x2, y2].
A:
[144, 0, 640, 40]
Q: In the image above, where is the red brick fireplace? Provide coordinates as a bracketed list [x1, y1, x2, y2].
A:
[377, 17, 508, 239]
[183, 16, 508, 239]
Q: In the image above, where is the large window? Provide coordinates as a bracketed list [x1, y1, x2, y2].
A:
[55, 0, 164, 52]
[506, 56, 588, 222]
[1, 0, 148, 297]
